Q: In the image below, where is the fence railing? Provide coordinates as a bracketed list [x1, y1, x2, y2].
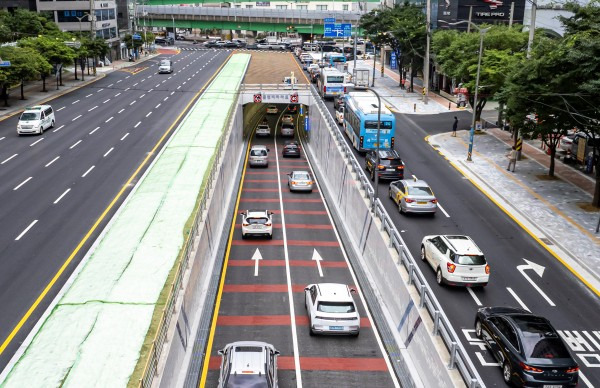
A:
[138, 91, 240, 388]
[310, 85, 484, 388]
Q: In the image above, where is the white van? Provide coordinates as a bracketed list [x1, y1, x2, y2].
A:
[17, 105, 55, 135]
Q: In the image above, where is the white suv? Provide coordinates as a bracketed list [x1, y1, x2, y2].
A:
[240, 210, 273, 239]
[421, 235, 490, 287]
[305, 283, 360, 336]
[217, 341, 280, 388]
[256, 123, 271, 137]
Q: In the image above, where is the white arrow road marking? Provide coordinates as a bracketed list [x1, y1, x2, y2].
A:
[252, 248, 263, 276]
[312, 249, 323, 277]
[517, 258, 555, 306]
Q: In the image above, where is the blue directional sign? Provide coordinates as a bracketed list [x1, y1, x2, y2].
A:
[324, 23, 352, 38]
[324, 17, 336, 23]
[390, 52, 397, 70]
[0, 61, 11, 67]
[305, 116, 310, 132]
[132, 34, 142, 40]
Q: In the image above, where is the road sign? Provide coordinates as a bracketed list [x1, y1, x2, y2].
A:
[0, 61, 11, 67]
[390, 52, 397, 70]
[305, 116, 309, 132]
[133, 34, 142, 40]
[253, 93, 262, 103]
[324, 17, 336, 23]
[324, 23, 352, 38]
[290, 93, 298, 103]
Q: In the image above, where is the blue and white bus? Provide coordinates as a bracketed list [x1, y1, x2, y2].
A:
[329, 53, 346, 66]
[317, 68, 346, 99]
[343, 92, 396, 152]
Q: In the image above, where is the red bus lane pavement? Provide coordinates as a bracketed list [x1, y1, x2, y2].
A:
[200, 105, 399, 387]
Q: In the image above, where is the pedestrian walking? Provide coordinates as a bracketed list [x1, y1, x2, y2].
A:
[506, 146, 517, 172]
[452, 116, 458, 137]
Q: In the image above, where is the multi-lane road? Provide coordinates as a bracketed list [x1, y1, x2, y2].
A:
[0, 48, 230, 369]
[315, 77, 600, 386]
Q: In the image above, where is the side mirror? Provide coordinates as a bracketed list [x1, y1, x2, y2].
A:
[274, 350, 281, 355]
[267, 148, 270, 152]
[217, 350, 224, 355]
[350, 288, 357, 294]
[304, 287, 310, 291]
[239, 212, 245, 216]
[268, 211, 274, 215]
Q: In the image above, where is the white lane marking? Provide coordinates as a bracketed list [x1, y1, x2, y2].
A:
[475, 352, 501, 367]
[148, 89, 153, 92]
[121, 133, 129, 141]
[161, 80, 166, 84]
[124, 88, 130, 91]
[118, 108, 125, 114]
[52, 125, 64, 133]
[130, 100, 136, 106]
[155, 84, 160, 88]
[139, 94, 145, 98]
[146, 111, 152, 117]
[107, 83, 114, 87]
[134, 121, 141, 128]
[53, 188, 71, 204]
[182, 81, 187, 85]
[467, 288, 482, 306]
[437, 203, 451, 218]
[273, 128, 303, 388]
[30, 138, 44, 147]
[103, 147, 114, 157]
[103, 99, 110, 103]
[86, 94, 93, 98]
[116, 79, 122, 83]
[140, 79, 145, 82]
[72, 99, 80, 104]
[88, 105, 98, 112]
[176, 85, 181, 89]
[1, 154, 18, 164]
[125, 76, 130, 79]
[15, 220, 38, 241]
[133, 82, 139, 86]
[187, 77, 191, 81]
[163, 96, 169, 101]
[69, 140, 82, 149]
[579, 372, 593, 388]
[517, 259, 556, 306]
[170, 91, 175, 95]
[105, 117, 113, 123]
[0, 137, 5, 141]
[14, 177, 32, 191]
[506, 287, 530, 311]
[81, 165, 95, 177]
[168, 76, 172, 80]
[115, 92, 121, 97]
[72, 115, 82, 121]
[45, 156, 59, 167]
[89, 126, 100, 135]
[155, 103, 161, 109]
[57, 107, 65, 111]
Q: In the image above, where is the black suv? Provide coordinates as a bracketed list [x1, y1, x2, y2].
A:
[365, 149, 404, 181]
[475, 307, 579, 387]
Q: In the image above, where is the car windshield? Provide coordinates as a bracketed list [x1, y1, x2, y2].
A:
[20, 112, 40, 120]
[258, 125, 268, 129]
[455, 255, 486, 265]
[225, 374, 269, 388]
[160, 60, 170, 66]
[250, 150, 267, 156]
[326, 76, 344, 83]
[293, 173, 310, 180]
[317, 302, 356, 313]
[247, 217, 268, 225]
[285, 145, 298, 150]
[408, 186, 433, 196]
[513, 317, 571, 359]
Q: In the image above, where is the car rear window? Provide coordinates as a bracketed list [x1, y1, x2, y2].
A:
[226, 375, 268, 388]
[282, 123, 294, 129]
[20, 112, 40, 120]
[455, 255, 486, 265]
[408, 186, 433, 196]
[513, 317, 571, 359]
[247, 217, 268, 225]
[234, 346, 263, 352]
[317, 302, 356, 313]
[160, 60, 171, 66]
[379, 159, 402, 166]
[251, 150, 267, 156]
[293, 172, 310, 180]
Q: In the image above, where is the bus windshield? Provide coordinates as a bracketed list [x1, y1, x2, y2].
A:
[327, 76, 344, 83]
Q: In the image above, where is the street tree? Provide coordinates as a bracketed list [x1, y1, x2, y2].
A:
[19, 36, 75, 92]
[123, 33, 145, 58]
[0, 46, 50, 104]
[0, 9, 60, 42]
[85, 38, 110, 75]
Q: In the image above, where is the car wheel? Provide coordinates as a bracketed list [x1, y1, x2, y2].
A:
[50, 120, 55, 129]
[502, 361, 512, 385]
[475, 319, 483, 339]
[241, 233, 247, 240]
[436, 268, 444, 286]
[309, 319, 315, 336]
[353, 331, 360, 337]
[268, 233, 272, 240]
[39, 126, 43, 135]
[420, 246, 426, 262]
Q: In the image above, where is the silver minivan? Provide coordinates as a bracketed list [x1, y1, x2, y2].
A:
[158, 59, 173, 74]
[249, 145, 269, 167]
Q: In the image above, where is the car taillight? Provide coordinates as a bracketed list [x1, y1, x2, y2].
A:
[265, 223, 271, 226]
[308, 181, 313, 184]
[323, 86, 327, 93]
[485, 265, 490, 274]
[430, 198, 437, 203]
[520, 362, 543, 373]
[447, 263, 456, 273]
[566, 366, 579, 373]
[397, 165, 404, 170]
[344, 86, 347, 93]
[404, 198, 415, 203]
[242, 223, 249, 227]
[377, 164, 385, 170]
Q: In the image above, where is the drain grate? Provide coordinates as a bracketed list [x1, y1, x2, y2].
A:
[540, 237, 553, 245]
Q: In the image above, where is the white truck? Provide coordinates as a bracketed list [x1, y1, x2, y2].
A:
[353, 68, 370, 89]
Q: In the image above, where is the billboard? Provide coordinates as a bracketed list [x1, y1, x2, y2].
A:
[436, 0, 526, 28]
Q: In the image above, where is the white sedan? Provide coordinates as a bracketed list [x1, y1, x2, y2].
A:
[240, 210, 273, 239]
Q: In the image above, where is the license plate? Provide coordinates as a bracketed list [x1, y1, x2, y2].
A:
[417, 201, 428, 205]
[462, 277, 477, 281]
[386, 168, 395, 171]
[543, 385, 562, 388]
[252, 225, 263, 229]
[329, 326, 343, 330]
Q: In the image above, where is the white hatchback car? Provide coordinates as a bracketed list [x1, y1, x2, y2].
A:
[217, 341, 280, 388]
[240, 210, 273, 239]
[421, 235, 490, 287]
[256, 123, 271, 137]
[305, 283, 360, 336]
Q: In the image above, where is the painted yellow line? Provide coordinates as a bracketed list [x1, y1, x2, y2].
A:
[433, 137, 600, 298]
[290, 52, 311, 84]
[198, 114, 261, 387]
[0, 52, 235, 357]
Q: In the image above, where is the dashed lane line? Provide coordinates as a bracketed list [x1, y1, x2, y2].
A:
[15, 220, 38, 241]
[44, 156, 59, 167]
[53, 188, 71, 204]
[103, 147, 114, 157]
[30, 138, 44, 147]
[13, 177, 32, 191]
[81, 165, 94, 178]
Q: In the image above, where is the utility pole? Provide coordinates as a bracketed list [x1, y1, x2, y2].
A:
[509, 2, 515, 26]
[467, 6, 473, 32]
[423, 0, 431, 104]
[371, 43, 376, 87]
[526, 0, 537, 58]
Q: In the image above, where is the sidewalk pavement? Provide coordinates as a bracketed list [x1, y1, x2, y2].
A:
[364, 62, 600, 295]
[0, 48, 174, 123]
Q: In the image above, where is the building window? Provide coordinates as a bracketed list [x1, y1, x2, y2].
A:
[276, 5, 287, 9]
[57, 10, 89, 23]
[316, 5, 328, 10]
[94, 9, 115, 21]
[297, 5, 307, 10]
[343, 4, 348, 10]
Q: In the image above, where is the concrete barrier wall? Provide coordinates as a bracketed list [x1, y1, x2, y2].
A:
[302, 93, 464, 388]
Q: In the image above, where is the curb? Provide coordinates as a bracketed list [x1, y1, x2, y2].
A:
[427, 133, 600, 298]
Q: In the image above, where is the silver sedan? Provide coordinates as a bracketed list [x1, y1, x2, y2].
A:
[389, 178, 437, 214]
[287, 171, 314, 192]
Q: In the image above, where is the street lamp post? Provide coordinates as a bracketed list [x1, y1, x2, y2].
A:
[440, 20, 489, 161]
[368, 88, 382, 202]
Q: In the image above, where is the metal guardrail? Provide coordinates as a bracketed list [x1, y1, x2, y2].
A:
[241, 84, 311, 91]
[140, 5, 361, 22]
[309, 85, 484, 388]
[138, 91, 241, 388]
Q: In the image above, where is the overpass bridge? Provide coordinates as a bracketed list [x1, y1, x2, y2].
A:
[139, 5, 362, 34]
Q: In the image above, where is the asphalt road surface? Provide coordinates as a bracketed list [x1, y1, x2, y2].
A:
[0, 49, 230, 370]
[201, 104, 399, 387]
[316, 86, 600, 387]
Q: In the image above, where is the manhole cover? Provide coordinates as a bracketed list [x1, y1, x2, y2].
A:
[539, 237, 553, 245]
